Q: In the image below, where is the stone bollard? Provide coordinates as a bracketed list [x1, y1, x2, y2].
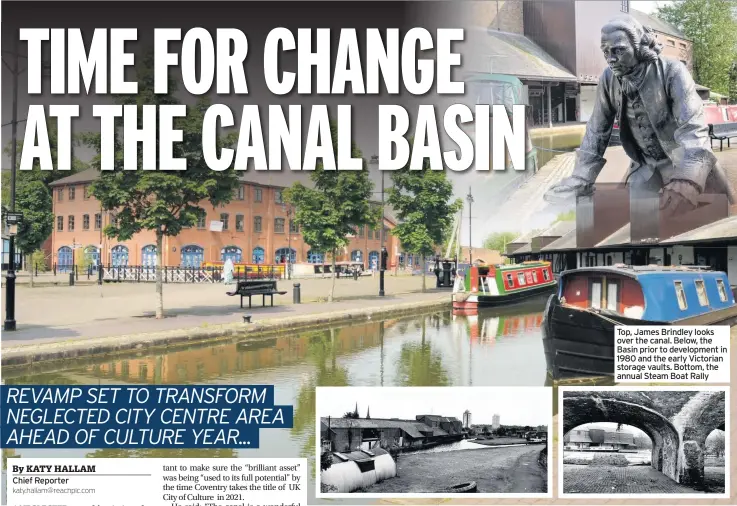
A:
[293, 283, 301, 304]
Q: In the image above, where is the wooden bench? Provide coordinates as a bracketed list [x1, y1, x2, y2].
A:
[226, 280, 287, 308]
[709, 123, 737, 151]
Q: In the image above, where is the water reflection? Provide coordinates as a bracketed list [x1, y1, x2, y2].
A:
[530, 129, 585, 168]
[3, 297, 604, 503]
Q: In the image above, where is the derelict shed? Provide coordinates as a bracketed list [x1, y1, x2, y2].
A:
[321, 447, 396, 493]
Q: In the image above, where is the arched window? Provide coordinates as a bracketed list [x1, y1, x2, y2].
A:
[275, 248, 296, 264]
[350, 250, 363, 263]
[141, 245, 157, 267]
[221, 246, 242, 263]
[369, 251, 380, 270]
[111, 245, 129, 266]
[57, 246, 73, 272]
[252, 247, 265, 264]
[84, 246, 100, 266]
[180, 245, 204, 268]
[307, 250, 324, 264]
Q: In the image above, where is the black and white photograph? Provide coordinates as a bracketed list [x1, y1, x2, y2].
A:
[316, 386, 551, 498]
[560, 387, 729, 498]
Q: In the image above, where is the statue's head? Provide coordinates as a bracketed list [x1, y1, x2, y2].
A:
[601, 15, 662, 77]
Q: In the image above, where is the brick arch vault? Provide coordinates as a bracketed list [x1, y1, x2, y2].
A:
[563, 390, 725, 487]
[563, 393, 680, 481]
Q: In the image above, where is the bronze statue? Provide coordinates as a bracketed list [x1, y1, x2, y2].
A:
[544, 15, 735, 214]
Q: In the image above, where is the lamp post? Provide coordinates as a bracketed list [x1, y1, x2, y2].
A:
[370, 155, 385, 296]
[3, 34, 52, 331]
[282, 204, 292, 280]
[467, 187, 474, 265]
[3, 35, 21, 331]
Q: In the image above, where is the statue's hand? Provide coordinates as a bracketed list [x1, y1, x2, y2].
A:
[543, 176, 594, 204]
[659, 180, 700, 217]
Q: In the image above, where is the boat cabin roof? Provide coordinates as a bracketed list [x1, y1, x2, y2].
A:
[559, 264, 735, 321]
[559, 264, 716, 280]
[495, 261, 550, 271]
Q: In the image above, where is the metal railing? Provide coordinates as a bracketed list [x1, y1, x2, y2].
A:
[52, 264, 283, 283]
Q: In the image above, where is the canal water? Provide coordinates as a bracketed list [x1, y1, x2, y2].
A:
[530, 127, 586, 168]
[1, 296, 609, 504]
[410, 440, 527, 453]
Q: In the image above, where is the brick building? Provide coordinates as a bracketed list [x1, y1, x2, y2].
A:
[48, 169, 409, 270]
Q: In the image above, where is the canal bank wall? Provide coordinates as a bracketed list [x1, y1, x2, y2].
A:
[2, 296, 451, 369]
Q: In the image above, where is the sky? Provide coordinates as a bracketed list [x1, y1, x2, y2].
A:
[316, 387, 551, 427]
[631, 1, 673, 14]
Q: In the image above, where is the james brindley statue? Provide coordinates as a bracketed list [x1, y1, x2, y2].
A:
[544, 15, 736, 215]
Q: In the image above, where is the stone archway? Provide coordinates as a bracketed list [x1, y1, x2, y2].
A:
[563, 390, 726, 489]
[563, 392, 681, 481]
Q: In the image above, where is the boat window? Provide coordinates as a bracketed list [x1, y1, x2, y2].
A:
[694, 280, 709, 306]
[606, 281, 619, 311]
[590, 280, 602, 309]
[517, 272, 526, 286]
[532, 270, 538, 283]
[674, 281, 687, 310]
[525, 271, 533, 284]
[506, 273, 514, 286]
[543, 269, 550, 281]
[717, 279, 728, 302]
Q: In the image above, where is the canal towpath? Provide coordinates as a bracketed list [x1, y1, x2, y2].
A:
[366, 444, 547, 494]
[1, 274, 451, 366]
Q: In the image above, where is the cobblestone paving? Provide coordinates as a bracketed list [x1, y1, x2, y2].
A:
[563, 465, 703, 494]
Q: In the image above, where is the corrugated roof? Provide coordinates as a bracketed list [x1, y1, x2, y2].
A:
[466, 28, 577, 82]
[630, 9, 687, 40]
[509, 229, 540, 246]
[660, 216, 737, 244]
[595, 223, 631, 248]
[333, 447, 389, 462]
[511, 243, 533, 254]
[539, 220, 576, 238]
[416, 415, 460, 423]
[320, 417, 429, 439]
[540, 229, 577, 252]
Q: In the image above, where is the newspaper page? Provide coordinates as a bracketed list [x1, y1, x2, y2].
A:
[0, 1, 734, 506]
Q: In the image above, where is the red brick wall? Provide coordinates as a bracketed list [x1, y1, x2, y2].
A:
[51, 181, 400, 268]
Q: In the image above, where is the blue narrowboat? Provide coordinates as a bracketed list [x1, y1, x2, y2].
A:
[542, 264, 737, 379]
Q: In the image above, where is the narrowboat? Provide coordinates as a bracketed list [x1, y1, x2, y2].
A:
[542, 264, 737, 379]
[452, 261, 557, 313]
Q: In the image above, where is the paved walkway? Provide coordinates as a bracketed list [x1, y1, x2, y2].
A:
[563, 464, 707, 494]
[1, 274, 446, 348]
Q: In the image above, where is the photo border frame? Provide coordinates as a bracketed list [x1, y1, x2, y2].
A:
[315, 385, 553, 499]
[557, 385, 730, 500]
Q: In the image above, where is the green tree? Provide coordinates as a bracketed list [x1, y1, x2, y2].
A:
[285, 122, 377, 302]
[657, 0, 737, 94]
[386, 154, 462, 292]
[3, 119, 86, 285]
[83, 50, 239, 318]
[483, 231, 519, 252]
[729, 61, 737, 104]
